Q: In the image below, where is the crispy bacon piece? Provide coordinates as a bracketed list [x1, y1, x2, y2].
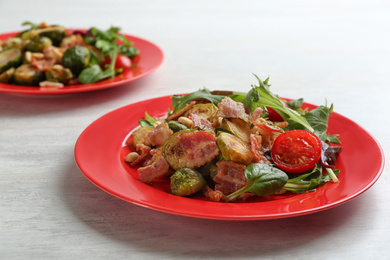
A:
[130, 143, 152, 166]
[250, 133, 271, 163]
[251, 107, 283, 132]
[177, 130, 219, 168]
[43, 46, 66, 64]
[31, 55, 56, 71]
[138, 148, 170, 183]
[214, 97, 250, 123]
[144, 123, 173, 147]
[213, 160, 247, 195]
[189, 113, 214, 131]
[202, 185, 225, 202]
[60, 34, 86, 48]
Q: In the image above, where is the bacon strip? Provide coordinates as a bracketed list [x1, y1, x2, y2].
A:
[213, 161, 247, 195]
[189, 113, 214, 131]
[138, 148, 170, 183]
[214, 97, 250, 123]
[144, 123, 173, 146]
[178, 130, 219, 168]
[202, 185, 225, 202]
[130, 143, 152, 166]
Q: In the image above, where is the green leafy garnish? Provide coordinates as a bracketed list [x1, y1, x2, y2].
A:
[303, 104, 340, 143]
[79, 26, 139, 84]
[244, 74, 314, 132]
[138, 112, 158, 127]
[283, 164, 340, 193]
[171, 88, 226, 113]
[224, 163, 288, 202]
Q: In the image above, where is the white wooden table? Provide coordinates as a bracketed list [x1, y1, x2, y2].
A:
[1, 1, 389, 259]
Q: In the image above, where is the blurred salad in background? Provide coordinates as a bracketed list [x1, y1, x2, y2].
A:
[0, 21, 139, 88]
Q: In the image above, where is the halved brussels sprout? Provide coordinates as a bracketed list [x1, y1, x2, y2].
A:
[170, 168, 206, 196]
[186, 103, 218, 121]
[25, 36, 52, 53]
[0, 48, 22, 74]
[38, 26, 67, 46]
[3, 37, 23, 50]
[168, 120, 188, 133]
[216, 132, 254, 165]
[62, 45, 90, 75]
[45, 64, 73, 84]
[219, 118, 251, 144]
[132, 126, 154, 146]
[0, 67, 15, 83]
[13, 64, 45, 86]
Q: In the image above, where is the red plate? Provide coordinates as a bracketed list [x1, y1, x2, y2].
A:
[74, 95, 384, 220]
[0, 31, 163, 95]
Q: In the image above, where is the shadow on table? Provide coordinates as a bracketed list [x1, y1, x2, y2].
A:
[62, 156, 375, 259]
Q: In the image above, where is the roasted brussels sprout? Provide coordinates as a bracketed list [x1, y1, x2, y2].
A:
[162, 129, 219, 170]
[186, 103, 218, 121]
[13, 64, 45, 86]
[219, 118, 251, 144]
[0, 48, 22, 74]
[25, 36, 52, 53]
[132, 126, 154, 146]
[170, 168, 206, 196]
[0, 67, 15, 83]
[62, 45, 90, 75]
[45, 64, 73, 84]
[3, 37, 23, 50]
[38, 26, 67, 46]
[209, 164, 218, 180]
[216, 132, 254, 165]
[168, 120, 188, 133]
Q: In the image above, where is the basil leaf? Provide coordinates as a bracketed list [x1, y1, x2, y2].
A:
[224, 163, 288, 202]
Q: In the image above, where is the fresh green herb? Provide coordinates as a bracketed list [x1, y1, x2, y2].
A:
[138, 112, 158, 127]
[171, 88, 226, 113]
[286, 98, 306, 114]
[283, 164, 340, 193]
[78, 26, 139, 84]
[224, 163, 288, 202]
[78, 65, 107, 84]
[303, 104, 340, 143]
[244, 74, 314, 132]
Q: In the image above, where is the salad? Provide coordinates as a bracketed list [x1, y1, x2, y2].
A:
[124, 75, 342, 202]
[0, 21, 139, 88]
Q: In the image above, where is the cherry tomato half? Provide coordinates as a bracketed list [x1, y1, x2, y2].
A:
[104, 54, 132, 70]
[271, 130, 321, 174]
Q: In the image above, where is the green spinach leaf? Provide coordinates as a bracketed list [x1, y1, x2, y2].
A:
[224, 163, 288, 202]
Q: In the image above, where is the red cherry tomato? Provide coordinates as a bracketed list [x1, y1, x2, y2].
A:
[271, 130, 321, 174]
[104, 54, 132, 70]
